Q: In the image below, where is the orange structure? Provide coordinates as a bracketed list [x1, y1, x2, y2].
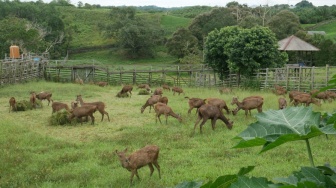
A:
[10, 45, 20, 58]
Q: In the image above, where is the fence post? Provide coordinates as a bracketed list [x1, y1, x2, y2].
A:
[265, 68, 269, 89]
[326, 64, 329, 87]
[133, 68, 136, 85]
[177, 66, 180, 86]
[119, 66, 122, 85]
[311, 66, 315, 90]
[298, 66, 302, 91]
[286, 66, 289, 90]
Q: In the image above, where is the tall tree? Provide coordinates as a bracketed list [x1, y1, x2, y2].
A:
[205, 26, 287, 84]
[227, 27, 287, 84]
[267, 10, 301, 39]
[103, 7, 163, 58]
[188, 7, 236, 49]
[204, 26, 240, 80]
[165, 28, 199, 59]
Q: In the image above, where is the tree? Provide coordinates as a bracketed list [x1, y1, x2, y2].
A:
[227, 27, 287, 84]
[0, 1, 68, 59]
[295, 0, 314, 8]
[204, 26, 287, 84]
[188, 7, 236, 49]
[103, 7, 164, 58]
[204, 26, 241, 80]
[238, 15, 262, 28]
[267, 10, 301, 39]
[0, 16, 50, 57]
[165, 28, 199, 59]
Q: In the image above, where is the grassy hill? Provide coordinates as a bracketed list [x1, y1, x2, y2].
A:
[59, 6, 336, 65]
[58, 7, 113, 49]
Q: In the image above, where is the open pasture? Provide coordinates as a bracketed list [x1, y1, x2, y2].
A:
[1, 81, 336, 187]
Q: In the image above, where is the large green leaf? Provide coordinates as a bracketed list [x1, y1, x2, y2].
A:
[230, 176, 269, 188]
[233, 107, 336, 152]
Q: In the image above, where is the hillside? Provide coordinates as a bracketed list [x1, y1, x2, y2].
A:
[310, 19, 336, 39]
[58, 6, 336, 65]
[59, 7, 192, 50]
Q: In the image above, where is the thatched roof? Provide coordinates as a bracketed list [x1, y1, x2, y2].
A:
[278, 35, 320, 51]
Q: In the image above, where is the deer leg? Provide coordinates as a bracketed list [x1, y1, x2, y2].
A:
[193, 116, 202, 132]
[90, 114, 95, 125]
[157, 114, 163, 124]
[135, 169, 140, 180]
[148, 163, 154, 176]
[211, 118, 216, 130]
[187, 107, 192, 114]
[199, 118, 208, 134]
[153, 161, 161, 179]
[100, 112, 104, 122]
[130, 170, 136, 185]
[224, 105, 230, 114]
[149, 105, 152, 113]
[165, 113, 168, 124]
[102, 111, 110, 122]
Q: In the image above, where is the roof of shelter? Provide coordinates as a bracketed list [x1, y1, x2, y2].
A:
[278, 35, 320, 51]
[307, 31, 326, 35]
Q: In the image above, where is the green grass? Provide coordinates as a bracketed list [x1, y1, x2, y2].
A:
[308, 20, 336, 40]
[68, 48, 178, 65]
[316, 21, 336, 40]
[58, 7, 113, 49]
[160, 14, 192, 36]
[1, 81, 336, 187]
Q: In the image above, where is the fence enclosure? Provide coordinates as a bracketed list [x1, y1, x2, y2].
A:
[1, 58, 335, 91]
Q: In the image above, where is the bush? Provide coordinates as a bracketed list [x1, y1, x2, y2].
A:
[49, 109, 71, 126]
[14, 100, 43, 111]
[138, 89, 150, 95]
[116, 92, 129, 98]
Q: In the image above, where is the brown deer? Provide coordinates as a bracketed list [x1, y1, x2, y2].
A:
[154, 102, 182, 124]
[30, 92, 37, 109]
[278, 97, 287, 110]
[194, 104, 233, 134]
[9, 97, 17, 112]
[51, 102, 71, 114]
[185, 97, 206, 114]
[172, 86, 184, 95]
[117, 85, 133, 97]
[68, 105, 97, 125]
[115, 145, 161, 185]
[76, 95, 110, 121]
[36, 91, 53, 106]
[162, 84, 170, 91]
[231, 97, 263, 116]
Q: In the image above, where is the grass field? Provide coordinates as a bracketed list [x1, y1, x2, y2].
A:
[1, 81, 336, 187]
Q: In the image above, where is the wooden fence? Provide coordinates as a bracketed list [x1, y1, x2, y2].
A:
[1, 58, 335, 91]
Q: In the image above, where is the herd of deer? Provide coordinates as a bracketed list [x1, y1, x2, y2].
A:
[7, 83, 336, 184]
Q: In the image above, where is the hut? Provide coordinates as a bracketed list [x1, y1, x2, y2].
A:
[278, 35, 320, 66]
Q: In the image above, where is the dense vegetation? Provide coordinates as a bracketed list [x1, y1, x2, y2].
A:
[1, 0, 336, 63]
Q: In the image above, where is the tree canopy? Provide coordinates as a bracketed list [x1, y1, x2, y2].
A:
[267, 10, 302, 39]
[205, 26, 287, 83]
[165, 28, 199, 59]
[102, 7, 164, 58]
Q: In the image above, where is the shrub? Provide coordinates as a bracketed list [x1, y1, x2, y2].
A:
[138, 89, 150, 95]
[14, 100, 43, 111]
[49, 109, 70, 126]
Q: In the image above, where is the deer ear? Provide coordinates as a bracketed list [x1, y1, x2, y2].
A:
[115, 150, 118, 154]
[124, 148, 128, 153]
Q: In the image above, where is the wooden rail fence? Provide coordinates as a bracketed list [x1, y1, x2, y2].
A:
[1, 59, 335, 91]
